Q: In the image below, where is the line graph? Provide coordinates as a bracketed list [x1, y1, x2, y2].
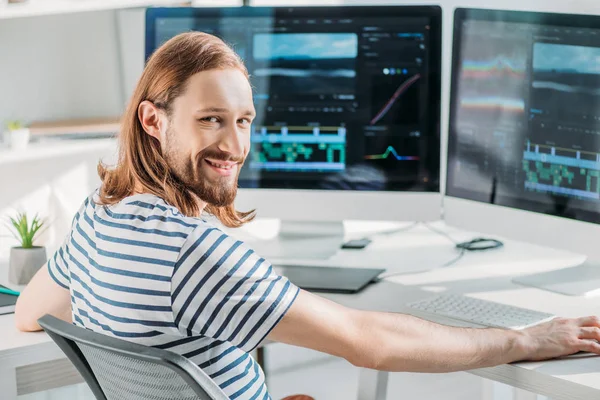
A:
[365, 145, 419, 161]
[461, 56, 526, 79]
[459, 96, 525, 112]
[457, 36, 528, 114]
[370, 73, 421, 125]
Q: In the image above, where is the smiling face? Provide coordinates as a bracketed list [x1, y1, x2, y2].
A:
[151, 68, 255, 207]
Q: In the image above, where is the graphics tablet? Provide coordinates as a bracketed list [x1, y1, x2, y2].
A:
[273, 265, 385, 294]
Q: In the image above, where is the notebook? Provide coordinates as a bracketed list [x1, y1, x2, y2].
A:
[0, 285, 18, 315]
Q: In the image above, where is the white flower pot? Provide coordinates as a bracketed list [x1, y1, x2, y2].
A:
[8, 128, 30, 150]
[9, 246, 47, 285]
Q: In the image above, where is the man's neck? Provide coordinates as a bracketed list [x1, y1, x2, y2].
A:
[190, 191, 208, 214]
[132, 184, 207, 214]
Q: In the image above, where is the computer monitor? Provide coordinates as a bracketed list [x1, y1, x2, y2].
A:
[145, 6, 442, 258]
[446, 8, 600, 296]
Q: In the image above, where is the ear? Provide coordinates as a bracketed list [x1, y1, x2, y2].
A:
[138, 100, 166, 142]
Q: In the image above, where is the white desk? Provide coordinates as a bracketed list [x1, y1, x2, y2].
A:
[1, 222, 600, 399]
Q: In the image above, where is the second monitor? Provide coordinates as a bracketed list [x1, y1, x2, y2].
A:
[146, 6, 442, 258]
[446, 8, 600, 295]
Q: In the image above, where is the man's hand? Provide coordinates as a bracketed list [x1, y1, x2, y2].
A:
[520, 316, 600, 361]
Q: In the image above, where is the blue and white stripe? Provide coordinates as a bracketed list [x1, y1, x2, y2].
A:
[47, 191, 299, 399]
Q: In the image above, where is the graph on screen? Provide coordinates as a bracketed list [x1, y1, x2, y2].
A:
[458, 35, 527, 113]
[370, 74, 421, 125]
[365, 146, 420, 161]
[370, 72, 421, 125]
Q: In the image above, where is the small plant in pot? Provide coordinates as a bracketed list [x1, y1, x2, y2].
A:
[6, 212, 48, 285]
[5, 120, 30, 150]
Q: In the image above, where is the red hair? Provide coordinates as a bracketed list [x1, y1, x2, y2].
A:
[97, 32, 254, 227]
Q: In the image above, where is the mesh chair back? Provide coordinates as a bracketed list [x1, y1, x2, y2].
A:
[77, 343, 202, 400]
[38, 315, 229, 400]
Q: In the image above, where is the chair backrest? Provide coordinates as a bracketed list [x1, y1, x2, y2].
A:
[38, 315, 229, 400]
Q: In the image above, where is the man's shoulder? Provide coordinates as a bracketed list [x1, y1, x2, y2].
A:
[86, 191, 217, 246]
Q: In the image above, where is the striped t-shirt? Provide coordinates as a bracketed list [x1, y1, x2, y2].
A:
[47, 190, 299, 399]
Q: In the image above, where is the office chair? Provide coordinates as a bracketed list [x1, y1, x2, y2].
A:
[38, 315, 228, 400]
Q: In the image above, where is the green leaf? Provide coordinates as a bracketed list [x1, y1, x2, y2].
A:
[6, 120, 23, 131]
[4, 211, 46, 248]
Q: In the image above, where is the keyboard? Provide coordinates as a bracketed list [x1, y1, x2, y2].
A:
[406, 293, 556, 330]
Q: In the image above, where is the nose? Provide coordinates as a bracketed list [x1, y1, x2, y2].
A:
[217, 124, 246, 159]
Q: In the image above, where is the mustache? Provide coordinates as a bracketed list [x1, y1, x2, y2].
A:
[199, 149, 244, 164]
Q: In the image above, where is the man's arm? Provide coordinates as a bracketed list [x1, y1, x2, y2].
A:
[15, 266, 71, 332]
[269, 290, 600, 372]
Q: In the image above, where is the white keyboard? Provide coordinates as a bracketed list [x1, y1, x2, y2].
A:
[407, 294, 556, 330]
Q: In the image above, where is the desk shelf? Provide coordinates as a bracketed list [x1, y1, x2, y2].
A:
[0, 138, 117, 166]
[0, 0, 191, 20]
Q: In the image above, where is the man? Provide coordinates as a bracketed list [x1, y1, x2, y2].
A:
[15, 32, 600, 400]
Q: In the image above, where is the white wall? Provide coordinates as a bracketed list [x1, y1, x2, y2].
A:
[0, 3, 242, 128]
[0, 10, 140, 258]
[0, 158, 102, 258]
[116, 9, 147, 100]
[0, 11, 124, 126]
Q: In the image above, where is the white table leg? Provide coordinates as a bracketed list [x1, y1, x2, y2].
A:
[357, 369, 388, 400]
[481, 378, 495, 400]
[0, 366, 18, 399]
[514, 388, 539, 400]
[486, 381, 531, 400]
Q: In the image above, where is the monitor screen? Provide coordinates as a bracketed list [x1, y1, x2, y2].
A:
[447, 8, 600, 225]
[145, 6, 441, 193]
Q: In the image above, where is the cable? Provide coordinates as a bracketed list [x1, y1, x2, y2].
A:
[441, 248, 466, 268]
[425, 222, 503, 267]
[424, 223, 503, 248]
[344, 222, 421, 249]
[375, 224, 504, 282]
[437, 238, 504, 269]
[456, 237, 504, 252]
[363, 221, 421, 240]
[422, 222, 460, 244]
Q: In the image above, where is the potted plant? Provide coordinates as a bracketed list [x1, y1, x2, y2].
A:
[6, 212, 48, 285]
[5, 120, 30, 150]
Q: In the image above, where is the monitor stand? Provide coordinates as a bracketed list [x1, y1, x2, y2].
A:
[512, 260, 600, 297]
[246, 220, 345, 260]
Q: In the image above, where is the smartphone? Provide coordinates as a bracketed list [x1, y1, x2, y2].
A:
[341, 238, 372, 249]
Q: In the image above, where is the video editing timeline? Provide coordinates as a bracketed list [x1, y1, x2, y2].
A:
[452, 18, 600, 209]
[151, 11, 438, 191]
[523, 141, 600, 200]
[250, 124, 347, 172]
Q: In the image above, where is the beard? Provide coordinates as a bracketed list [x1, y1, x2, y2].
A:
[163, 131, 244, 207]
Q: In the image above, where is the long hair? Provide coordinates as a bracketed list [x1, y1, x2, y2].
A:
[97, 32, 255, 228]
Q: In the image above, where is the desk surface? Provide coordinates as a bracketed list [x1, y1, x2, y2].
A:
[1, 221, 599, 399]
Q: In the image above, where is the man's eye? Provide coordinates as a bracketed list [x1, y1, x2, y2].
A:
[200, 116, 219, 123]
[239, 118, 252, 126]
